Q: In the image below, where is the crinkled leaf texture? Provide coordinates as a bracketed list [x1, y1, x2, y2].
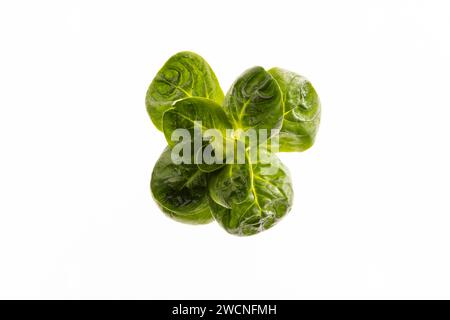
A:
[146, 51, 224, 131]
[151, 146, 213, 224]
[224, 66, 283, 138]
[268, 67, 321, 152]
[208, 150, 293, 236]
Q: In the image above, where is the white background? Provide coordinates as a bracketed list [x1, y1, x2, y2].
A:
[1, 0, 449, 299]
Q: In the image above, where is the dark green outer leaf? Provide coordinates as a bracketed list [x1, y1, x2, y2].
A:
[268, 67, 321, 152]
[146, 51, 224, 131]
[224, 66, 283, 135]
[208, 151, 293, 236]
[151, 146, 213, 224]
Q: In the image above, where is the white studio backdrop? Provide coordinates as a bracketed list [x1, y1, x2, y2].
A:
[0, 0, 449, 299]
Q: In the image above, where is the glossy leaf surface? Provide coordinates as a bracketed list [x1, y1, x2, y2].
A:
[269, 67, 321, 152]
[208, 150, 293, 236]
[151, 147, 213, 224]
[162, 97, 232, 147]
[146, 51, 224, 130]
[224, 66, 283, 136]
[163, 97, 232, 173]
